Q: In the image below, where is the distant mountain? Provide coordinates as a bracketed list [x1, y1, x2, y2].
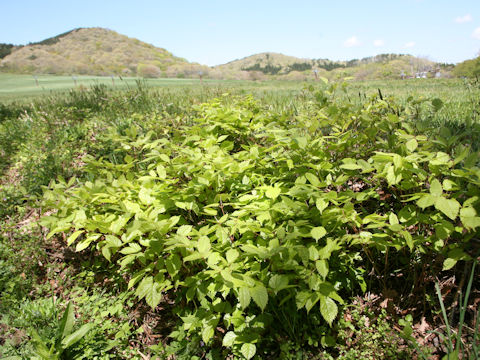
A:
[0, 27, 209, 78]
[0, 28, 454, 80]
[213, 52, 450, 80]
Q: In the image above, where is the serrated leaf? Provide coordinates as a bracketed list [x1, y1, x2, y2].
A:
[240, 343, 256, 360]
[250, 284, 268, 311]
[166, 254, 182, 276]
[265, 186, 281, 200]
[239, 287, 251, 309]
[316, 260, 329, 278]
[222, 331, 237, 347]
[319, 295, 338, 326]
[435, 197, 460, 220]
[135, 276, 162, 308]
[311, 226, 327, 241]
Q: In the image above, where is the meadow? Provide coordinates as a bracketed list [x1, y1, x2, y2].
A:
[0, 75, 479, 359]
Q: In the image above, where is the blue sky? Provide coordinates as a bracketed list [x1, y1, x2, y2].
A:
[1, 0, 479, 66]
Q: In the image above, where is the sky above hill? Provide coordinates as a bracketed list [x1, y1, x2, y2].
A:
[1, 0, 479, 66]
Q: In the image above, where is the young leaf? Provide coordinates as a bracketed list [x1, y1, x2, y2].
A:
[240, 343, 257, 360]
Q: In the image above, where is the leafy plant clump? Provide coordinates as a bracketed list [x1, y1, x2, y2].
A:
[40, 86, 480, 358]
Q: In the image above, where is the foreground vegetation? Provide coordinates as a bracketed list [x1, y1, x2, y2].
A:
[0, 78, 479, 359]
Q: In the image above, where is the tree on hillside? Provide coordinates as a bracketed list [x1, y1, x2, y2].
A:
[453, 56, 480, 77]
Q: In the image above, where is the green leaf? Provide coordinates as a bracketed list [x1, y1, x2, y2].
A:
[311, 226, 327, 241]
[61, 323, 94, 349]
[460, 207, 480, 230]
[139, 187, 154, 205]
[222, 331, 237, 347]
[305, 172, 321, 187]
[429, 179, 443, 197]
[250, 285, 268, 311]
[319, 295, 338, 326]
[136, 276, 162, 308]
[226, 249, 239, 263]
[339, 163, 362, 170]
[442, 258, 457, 271]
[316, 198, 328, 214]
[165, 254, 182, 276]
[435, 197, 460, 220]
[239, 287, 251, 309]
[177, 225, 193, 236]
[316, 260, 329, 278]
[432, 98, 444, 112]
[269, 275, 289, 294]
[197, 236, 211, 254]
[417, 194, 435, 209]
[265, 186, 281, 200]
[58, 302, 74, 339]
[67, 230, 84, 246]
[406, 138, 418, 152]
[389, 213, 399, 225]
[202, 325, 214, 344]
[240, 343, 257, 360]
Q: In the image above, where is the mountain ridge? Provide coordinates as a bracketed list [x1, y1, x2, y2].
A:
[0, 27, 454, 80]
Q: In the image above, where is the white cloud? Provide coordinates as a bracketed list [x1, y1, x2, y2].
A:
[404, 41, 416, 48]
[373, 39, 384, 47]
[454, 14, 472, 23]
[344, 36, 361, 47]
[473, 27, 480, 40]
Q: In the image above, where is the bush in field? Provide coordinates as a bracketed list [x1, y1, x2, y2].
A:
[40, 86, 480, 358]
[137, 63, 162, 78]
